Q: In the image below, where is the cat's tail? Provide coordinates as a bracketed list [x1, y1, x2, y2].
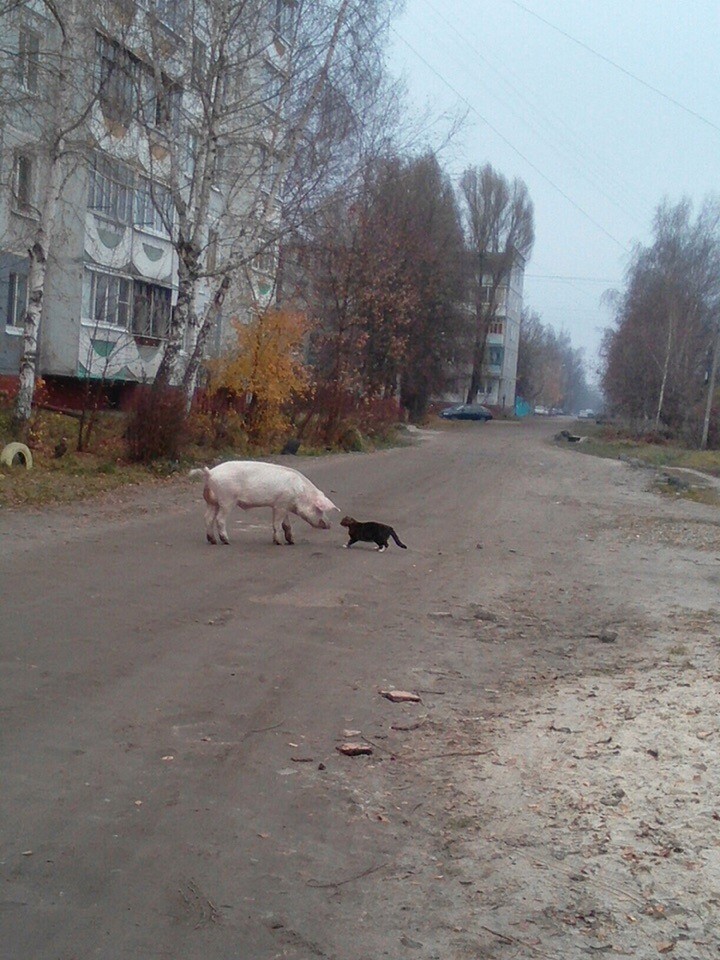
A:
[390, 529, 407, 549]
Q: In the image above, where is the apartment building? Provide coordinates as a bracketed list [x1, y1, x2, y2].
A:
[0, 0, 286, 400]
[443, 249, 525, 411]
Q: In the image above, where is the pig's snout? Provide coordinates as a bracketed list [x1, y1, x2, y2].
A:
[318, 518, 331, 530]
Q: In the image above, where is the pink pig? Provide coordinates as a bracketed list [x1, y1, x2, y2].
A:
[190, 461, 339, 546]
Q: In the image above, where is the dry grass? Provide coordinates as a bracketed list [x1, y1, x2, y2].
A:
[568, 422, 720, 476]
[0, 405, 409, 508]
[0, 409, 171, 508]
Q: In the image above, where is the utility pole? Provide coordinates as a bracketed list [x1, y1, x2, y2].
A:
[700, 319, 720, 450]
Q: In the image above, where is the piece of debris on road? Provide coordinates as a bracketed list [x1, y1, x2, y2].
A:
[379, 689, 422, 703]
[336, 742, 373, 756]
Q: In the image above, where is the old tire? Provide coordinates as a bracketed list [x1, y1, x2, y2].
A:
[0, 442, 33, 469]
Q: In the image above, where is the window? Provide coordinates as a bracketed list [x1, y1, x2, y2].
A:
[154, 76, 182, 132]
[17, 27, 40, 93]
[192, 37, 207, 86]
[488, 345, 504, 368]
[253, 237, 277, 274]
[96, 33, 137, 124]
[13, 154, 33, 209]
[83, 269, 171, 337]
[135, 177, 173, 232]
[132, 281, 171, 338]
[85, 270, 132, 328]
[489, 321, 504, 335]
[7, 272, 28, 327]
[154, 0, 186, 32]
[211, 144, 227, 185]
[274, 0, 294, 39]
[257, 142, 279, 193]
[261, 61, 283, 115]
[206, 229, 218, 272]
[88, 153, 134, 224]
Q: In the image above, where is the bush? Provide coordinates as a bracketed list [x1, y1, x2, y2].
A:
[125, 386, 187, 463]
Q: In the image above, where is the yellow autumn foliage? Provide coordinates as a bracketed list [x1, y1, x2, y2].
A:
[208, 308, 308, 445]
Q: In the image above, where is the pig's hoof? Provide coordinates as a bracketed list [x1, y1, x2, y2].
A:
[207, 534, 217, 545]
[219, 535, 230, 545]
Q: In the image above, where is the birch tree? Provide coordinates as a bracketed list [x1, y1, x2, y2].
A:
[459, 163, 534, 404]
[0, 0, 110, 438]
[602, 198, 720, 438]
[135, 0, 402, 409]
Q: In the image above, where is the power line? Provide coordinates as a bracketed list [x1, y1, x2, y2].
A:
[419, 0, 652, 227]
[392, 26, 630, 252]
[508, 0, 720, 135]
[526, 274, 618, 283]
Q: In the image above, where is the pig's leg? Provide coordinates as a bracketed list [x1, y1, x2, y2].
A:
[271, 507, 291, 545]
[205, 503, 219, 544]
[282, 514, 294, 545]
[216, 500, 232, 544]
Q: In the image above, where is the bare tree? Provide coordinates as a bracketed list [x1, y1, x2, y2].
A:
[517, 309, 596, 413]
[602, 198, 720, 441]
[133, 0, 403, 410]
[459, 163, 534, 404]
[1, 0, 114, 437]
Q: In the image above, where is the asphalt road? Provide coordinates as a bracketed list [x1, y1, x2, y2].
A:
[3, 419, 719, 959]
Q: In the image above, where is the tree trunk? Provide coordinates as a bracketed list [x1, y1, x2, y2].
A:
[181, 275, 231, 411]
[154, 245, 200, 390]
[10, 149, 65, 439]
[654, 309, 675, 430]
[700, 319, 720, 450]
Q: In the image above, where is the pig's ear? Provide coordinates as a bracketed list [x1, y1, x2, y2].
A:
[318, 495, 339, 512]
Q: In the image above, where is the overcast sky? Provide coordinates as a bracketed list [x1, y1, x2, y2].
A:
[388, 0, 720, 376]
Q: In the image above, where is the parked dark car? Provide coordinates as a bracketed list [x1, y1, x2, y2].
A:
[439, 403, 493, 422]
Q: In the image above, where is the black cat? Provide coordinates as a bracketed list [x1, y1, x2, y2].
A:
[340, 516, 407, 552]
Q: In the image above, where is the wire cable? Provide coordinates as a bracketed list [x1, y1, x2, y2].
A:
[392, 26, 631, 252]
[508, 0, 720, 134]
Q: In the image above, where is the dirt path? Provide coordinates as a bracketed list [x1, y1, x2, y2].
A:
[1, 420, 719, 959]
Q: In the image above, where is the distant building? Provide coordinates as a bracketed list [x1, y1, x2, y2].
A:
[0, 0, 286, 402]
[442, 249, 525, 411]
